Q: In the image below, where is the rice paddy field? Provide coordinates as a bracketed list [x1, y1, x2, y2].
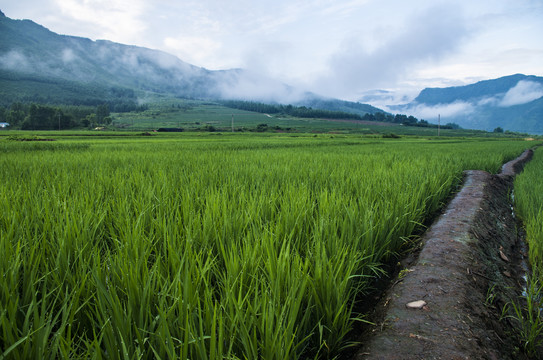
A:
[512, 146, 543, 356]
[515, 146, 543, 279]
[0, 134, 536, 359]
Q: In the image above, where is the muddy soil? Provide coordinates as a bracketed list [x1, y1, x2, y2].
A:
[353, 150, 534, 360]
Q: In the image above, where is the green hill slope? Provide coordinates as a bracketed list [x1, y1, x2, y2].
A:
[0, 11, 385, 119]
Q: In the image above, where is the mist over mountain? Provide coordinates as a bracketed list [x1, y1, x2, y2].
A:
[3, 10, 541, 132]
[0, 11, 221, 100]
[0, 11, 381, 116]
[392, 74, 543, 133]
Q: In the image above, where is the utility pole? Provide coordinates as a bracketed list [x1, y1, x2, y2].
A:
[58, 113, 61, 131]
[437, 114, 440, 137]
[231, 114, 234, 132]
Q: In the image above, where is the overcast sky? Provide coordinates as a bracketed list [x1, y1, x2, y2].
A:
[2, 0, 543, 102]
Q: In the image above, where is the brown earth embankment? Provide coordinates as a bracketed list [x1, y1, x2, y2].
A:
[355, 149, 534, 360]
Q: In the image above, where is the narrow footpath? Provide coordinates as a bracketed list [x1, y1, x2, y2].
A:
[355, 149, 534, 360]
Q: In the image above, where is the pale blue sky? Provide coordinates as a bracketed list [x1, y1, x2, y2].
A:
[2, 0, 542, 102]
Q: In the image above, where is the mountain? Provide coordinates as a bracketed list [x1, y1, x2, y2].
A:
[0, 11, 381, 116]
[0, 10, 221, 104]
[396, 74, 543, 134]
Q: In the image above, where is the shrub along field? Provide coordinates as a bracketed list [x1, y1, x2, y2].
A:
[0, 134, 534, 359]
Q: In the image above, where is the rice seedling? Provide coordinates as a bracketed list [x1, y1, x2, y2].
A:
[0, 135, 533, 359]
[501, 272, 543, 358]
[511, 146, 543, 356]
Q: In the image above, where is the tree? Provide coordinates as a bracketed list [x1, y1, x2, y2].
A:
[374, 112, 386, 122]
[21, 104, 54, 130]
[394, 114, 407, 123]
[445, 122, 461, 129]
[54, 109, 73, 129]
[493, 127, 504, 133]
[6, 103, 26, 126]
[96, 104, 110, 123]
[362, 113, 375, 121]
[83, 113, 96, 127]
[401, 115, 418, 126]
[418, 119, 429, 127]
[20, 105, 74, 130]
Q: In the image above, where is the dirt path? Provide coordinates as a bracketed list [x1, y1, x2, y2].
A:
[354, 150, 534, 360]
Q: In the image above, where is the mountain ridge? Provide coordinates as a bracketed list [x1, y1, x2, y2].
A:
[393, 74, 543, 133]
[2, 11, 542, 133]
[0, 12, 382, 116]
[414, 74, 543, 104]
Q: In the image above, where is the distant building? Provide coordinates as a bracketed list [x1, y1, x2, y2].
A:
[0, 122, 10, 128]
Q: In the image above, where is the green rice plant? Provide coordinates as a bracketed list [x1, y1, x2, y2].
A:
[515, 147, 543, 279]
[513, 146, 543, 357]
[501, 271, 543, 357]
[0, 135, 534, 359]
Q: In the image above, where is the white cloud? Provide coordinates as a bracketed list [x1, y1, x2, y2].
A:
[311, 4, 472, 99]
[0, 50, 31, 71]
[499, 80, 543, 106]
[477, 96, 500, 106]
[2, 0, 543, 101]
[61, 48, 76, 63]
[215, 70, 306, 103]
[164, 36, 221, 66]
[319, 0, 372, 18]
[401, 101, 475, 121]
[52, 0, 148, 43]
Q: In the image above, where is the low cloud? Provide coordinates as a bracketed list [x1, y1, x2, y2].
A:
[61, 48, 76, 63]
[477, 96, 500, 107]
[0, 50, 31, 71]
[499, 80, 543, 106]
[312, 4, 472, 99]
[92, 42, 204, 88]
[384, 78, 543, 125]
[400, 101, 475, 121]
[215, 70, 306, 103]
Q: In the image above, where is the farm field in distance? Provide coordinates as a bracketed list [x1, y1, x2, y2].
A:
[0, 133, 537, 359]
[107, 98, 503, 137]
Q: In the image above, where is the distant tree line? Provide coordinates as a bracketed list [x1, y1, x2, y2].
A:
[1, 103, 111, 130]
[361, 113, 460, 129]
[0, 101, 149, 130]
[1, 103, 103, 129]
[221, 100, 461, 129]
[220, 100, 362, 120]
